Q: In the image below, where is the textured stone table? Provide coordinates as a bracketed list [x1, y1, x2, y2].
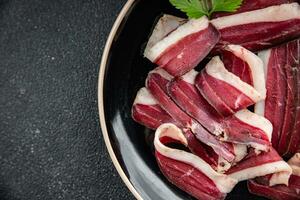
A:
[0, 0, 134, 199]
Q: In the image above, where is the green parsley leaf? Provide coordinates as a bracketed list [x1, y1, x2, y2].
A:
[211, 0, 243, 13]
[169, 0, 208, 19]
[169, 0, 243, 19]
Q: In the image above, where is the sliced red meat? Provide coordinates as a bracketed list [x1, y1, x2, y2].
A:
[286, 40, 300, 156]
[132, 88, 178, 130]
[146, 69, 236, 162]
[211, 3, 300, 53]
[247, 153, 300, 200]
[144, 14, 186, 56]
[221, 45, 267, 114]
[154, 124, 238, 200]
[144, 16, 220, 77]
[260, 46, 287, 150]
[212, 0, 297, 18]
[226, 147, 291, 182]
[195, 56, 263, 117]
[248, 180, 300, 200]
[278, 40, 299, 155]
[222, 49, 252, 85]
[131, 87, 225, 171]
[168, 70, 271, 151]
[258, 39, 300, 154]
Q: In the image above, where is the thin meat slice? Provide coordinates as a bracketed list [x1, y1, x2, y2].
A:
[195, 56, 263, 117]
[131, 87, 227, 171]
[287, 40, 300, 156]
[248, 180, 300, 200]
[144, 14, 186, 56]
[226, 147, 292, 182]
[154, 123, 238, 200]
[248, 153, 300, 200]
[144, 16, 220, 77]
[132, 87, 178, 130]
[212, 0, 297, 18]
[258, 39, 300, 154]
[278, 40, 299, 155]
[146, 69, 236, 162]
[221, 45, 266, 114]
[226, 110, 272, 150]
[222, 48, 253, 86]
[211, 3, 300, 53]
[168, 70, 271, 151]
[258, 47, 287, 150]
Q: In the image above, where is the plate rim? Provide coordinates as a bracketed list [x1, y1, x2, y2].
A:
[97, 0, 143, 199]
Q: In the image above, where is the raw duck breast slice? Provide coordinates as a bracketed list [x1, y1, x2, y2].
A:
[146, 69, 236, 162]
[212, 0, 297, 18]
[257, 39, 300, 155]
[248, 153, 300, 200]
[211, 3, 300, 53]
[144, 15, 220, 77]
[195, 56, 263, 117]
[131, 87, 229, 172]
[226, 147, 292, 182]
[154, 123, 238, 200]
[168, 70, 271, 152]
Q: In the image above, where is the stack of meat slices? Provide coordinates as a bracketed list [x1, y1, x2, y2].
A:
[132, 1, 300, 199]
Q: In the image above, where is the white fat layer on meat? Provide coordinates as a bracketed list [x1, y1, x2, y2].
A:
[144, 15, 186, 59]
[234, 109, 273, 141]
[211, 3, 300, 29]
[146, 16, 209, 62]
[255, 50, 271, 115]
[233, 144, 247, 163]
[150, 68, 174, 81]
[206, 56, 263, 102]
[133, 87, 157, 105]
[288, 153, 300, 176]
[217, 157, 232, 174]
[181, 69, 198, 84]
[269, 170, 292, 186]
[226, 45, 266, 99]
[154, 123, 238, 193]
[229, 161, 292, 182]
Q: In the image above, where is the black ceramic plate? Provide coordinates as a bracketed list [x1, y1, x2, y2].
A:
[98, 0, 267, 199]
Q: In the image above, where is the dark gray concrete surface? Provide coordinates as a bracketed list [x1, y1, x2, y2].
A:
[0, 0, 134, 199]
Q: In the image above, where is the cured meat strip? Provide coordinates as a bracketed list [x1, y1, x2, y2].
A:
[257, 39, 300, 154]
[154, 123, 238, 200]
[131, 87, 228, 171]
[286, 40, 300, 156]
[211, 3, 300, 53]
[132, 87, 178, 130]
[146, 69, 236, 162]
[226, 147, 292, 182]
[144, 14, 186, 56]
[168, 70, 271, 151]
[279, 40, 299, 155]
[195, 56, 263, 117]
[222, 48, 253, 86]
[144, 16, 220, 77]
[212, 0, 296, 18]
[248, 180, 300, 200]
[221, 45, 266, 114]
[257, 48, 287, 150]
[248, 153, 300, 200]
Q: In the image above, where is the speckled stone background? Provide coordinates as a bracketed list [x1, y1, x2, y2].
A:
[0, 0, 134, 199]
